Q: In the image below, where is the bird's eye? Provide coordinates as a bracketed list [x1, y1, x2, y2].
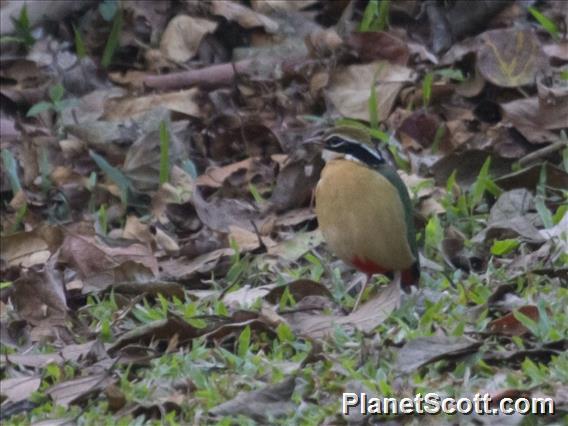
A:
[326, 136, 345, 149]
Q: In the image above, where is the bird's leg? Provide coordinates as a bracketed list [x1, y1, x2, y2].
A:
[352, 271, 402, 312]
[352, 274, 371, 312]
[393, 270, 401, 290]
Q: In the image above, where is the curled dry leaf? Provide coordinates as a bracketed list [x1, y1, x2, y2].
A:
[327, 60, 414, 122]
[477, 28, 542, 88]
[160, 15, 218, 63]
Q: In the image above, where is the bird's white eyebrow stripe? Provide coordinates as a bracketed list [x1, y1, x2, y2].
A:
[336, 136, 383, 162]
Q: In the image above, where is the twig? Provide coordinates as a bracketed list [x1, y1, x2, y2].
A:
[143, 56, 306, 90]
[518, 140, 568, 167]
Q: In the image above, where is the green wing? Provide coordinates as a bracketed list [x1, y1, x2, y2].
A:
[377, 164, 419, 262]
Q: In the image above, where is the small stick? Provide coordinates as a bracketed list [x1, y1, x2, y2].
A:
[518, 140, 567, 167]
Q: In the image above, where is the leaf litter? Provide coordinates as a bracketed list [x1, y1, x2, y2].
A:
[0, 0, 566, 424]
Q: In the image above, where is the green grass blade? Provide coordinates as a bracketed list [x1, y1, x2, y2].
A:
[159, 121, 170, 185]
[89, 150, 132, 204]
[101, 8, 122, 68]
[528, 7, 559, 40]
[74, 25, 87, 59]
[1, 149, 22, 194]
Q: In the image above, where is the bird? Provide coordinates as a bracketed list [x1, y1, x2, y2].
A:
[312, 126, 420, 310]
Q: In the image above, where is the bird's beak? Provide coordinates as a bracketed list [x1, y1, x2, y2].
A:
[301, 135, 323, 146]
[302, 129, 326, 146]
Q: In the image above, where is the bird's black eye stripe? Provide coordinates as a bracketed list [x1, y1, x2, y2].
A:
[324, 135, 385, 167]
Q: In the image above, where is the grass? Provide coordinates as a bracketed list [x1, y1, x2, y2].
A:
[6, 187, 566, 424]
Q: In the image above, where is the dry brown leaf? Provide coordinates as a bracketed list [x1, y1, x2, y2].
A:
[210, 377, 296, 421]
[211, 0, 279, 33]
[60, 88, 125, 126]
[305, 28, 343, 56]
[60, 233, 159, 281]
[346, 31, 410, 65]
[223, 284, 276, 308]
[264, 279, 332, 304]
[395, 336, 481, 374]
[123, 127, 188, 192]
[336, 280, 401, 333]
[472, 189, 545, 244]
[0, 376, 41, 403]
[284, 280, 400, 339]
[159, 248, 233, 281]
[273, 207, 316, 229]
[327, 60, 414, 122]
[104, 88, 202, 120]
[543, 41, 568, 61]
[477, 28, 542, 88]
[501, 95, 567, 144]
[228, 225, 275, 252]
[12, 255, 67, 326]
[108, 313, 202, 354]
[251, 0, 317, 13]
[488, 305, 539, 336]
[397, 110, 451, 151]
[110, 281, 185, 299]
[122, 215, 154, 245]
[192, 188, 259, 232]
[455, 67, 485, 98]
[46, 373, 114, 408]
[269, 149, 323, 213]
[1, 230, 50, 268]
[160, 15, 218, 63]
[1, 353, 64, 369]
[266, 230, 323, 262]
[495, 163, 568, 191]
[195, 155, 286, 189]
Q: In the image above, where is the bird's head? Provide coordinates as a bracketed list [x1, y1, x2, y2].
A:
[319, 126, 385, 167]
